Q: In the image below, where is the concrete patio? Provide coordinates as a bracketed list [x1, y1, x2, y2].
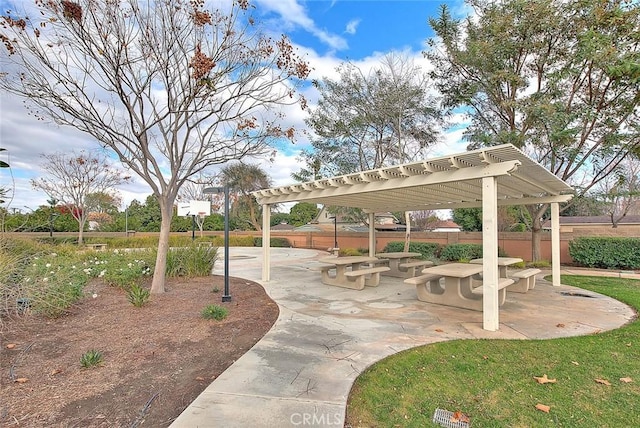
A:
[170, 248, 636, 428]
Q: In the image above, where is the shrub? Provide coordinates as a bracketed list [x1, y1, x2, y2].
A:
[569, 237, 640, 270]
[127, 284, 150, 307]
[201, 304, 228, 320]
[253, 237, 292, 247]
[339, 247, 362, 256]
[80, 349, 103, 368]
[439, 243, 483, 261]
[100, 249, 155, 288]
[166, 245, 218, 277]
[382, 242, 440, 259]
[439, 243, 508, 261]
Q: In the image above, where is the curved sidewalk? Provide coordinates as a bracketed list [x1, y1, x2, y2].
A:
[170, 248, 636, 428]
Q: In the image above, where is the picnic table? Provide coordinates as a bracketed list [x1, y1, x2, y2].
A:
[414, 263, 514, 311]
[318, 256, 390, 290]
[469, 257, 523, 277]
[375, 252, 433, 278]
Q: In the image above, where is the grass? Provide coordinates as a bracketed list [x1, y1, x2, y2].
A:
[201, 304, 229, 320]
[346, 275, 640, 427]
[80, 349, 104, 368]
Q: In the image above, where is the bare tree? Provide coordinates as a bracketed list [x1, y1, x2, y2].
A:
[31, 151, 130, 244]
[1, 1, 310, 292]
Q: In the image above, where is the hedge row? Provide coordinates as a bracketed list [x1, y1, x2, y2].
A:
[382, 242, 507, 261]
[568, 237, 640, 270]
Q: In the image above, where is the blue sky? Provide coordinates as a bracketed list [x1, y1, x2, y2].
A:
[0, 0, 469, 212]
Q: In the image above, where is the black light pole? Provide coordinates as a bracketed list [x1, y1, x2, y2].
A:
[222, 185, 231, 302]
[203, 186, 231, 302]
[329, 216, 338, 249]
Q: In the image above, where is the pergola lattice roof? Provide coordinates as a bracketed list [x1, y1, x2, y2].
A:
[253, 144, 574, 211]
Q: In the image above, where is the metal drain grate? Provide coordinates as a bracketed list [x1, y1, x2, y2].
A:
[432, 409, 471, 428]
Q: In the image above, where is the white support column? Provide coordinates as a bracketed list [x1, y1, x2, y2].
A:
[368, 212, 376, 256]
[262, 204, 271, 282]
[482, 176, 500, 331]
[551, 202, 561, 286]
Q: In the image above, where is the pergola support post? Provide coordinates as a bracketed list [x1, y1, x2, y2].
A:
[482, 176, 500, 331]
[551, 202, 561, 286]
[262, 204, 271, 282]
[368, 212, 376, 257]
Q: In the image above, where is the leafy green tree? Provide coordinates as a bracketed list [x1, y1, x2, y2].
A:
[289, 202, 319, 227]
[220, 163, 272, 231]
[427, 0, 640, 259]
[270, 212, 291, 227]
[452, 208, 483, 232]
[1, 0, 309, 293]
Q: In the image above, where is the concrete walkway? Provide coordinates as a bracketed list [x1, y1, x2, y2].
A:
[170, 248, 637, 428]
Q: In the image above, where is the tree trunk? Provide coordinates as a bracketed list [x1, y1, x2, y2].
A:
[150, 201, 172, 294]
[78, 219, 85, 245]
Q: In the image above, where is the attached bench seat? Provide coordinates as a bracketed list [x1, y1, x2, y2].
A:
[404, 273, 444, 301]
[87, 243, 107, 251]
[509, 268, 541, 293]
[398, 260, 434, 277]
[472, 278, 515, 306]
[343, 266, 391, 288]
[320, 265, 390, 290]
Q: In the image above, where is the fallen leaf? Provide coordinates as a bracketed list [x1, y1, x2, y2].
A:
[49, 368, 62, 376]
[556, 323, 565, 328]
[626, 343, 632, 347]
[620, 377, 633, 383]
[450, 411, 470, 423]
[595, 378, 611, 386]
[14, 378, 28, 383]
[435, 328, 444, 332]
[6, 343, 16, 349]
[195, 376, 205, 381]
[534, 374, 557, 384]
[571, 361, 580, 366]
[535, 403, 550, 413]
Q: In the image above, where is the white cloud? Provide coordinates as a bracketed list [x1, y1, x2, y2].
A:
[344, 19, 360, 35]
[256, 0, 348, 50]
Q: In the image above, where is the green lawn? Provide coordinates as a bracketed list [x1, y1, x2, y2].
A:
[346, 276, 640, 427]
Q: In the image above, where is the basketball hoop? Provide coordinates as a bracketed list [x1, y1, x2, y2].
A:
[197, 212, 206, 221]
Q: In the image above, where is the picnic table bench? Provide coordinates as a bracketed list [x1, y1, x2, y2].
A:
[375, 252, 433, 278]
[407, 263, 515, 311]
[86, 243, 107, 251]
[318, 256, 390, 290]
[509, 268, 541, 293]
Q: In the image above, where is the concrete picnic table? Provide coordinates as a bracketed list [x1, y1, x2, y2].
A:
[417, 263, 513, 311]
[469, 257, 523, 278]
[317, 256, 389, 289]
[375, 252, 432, 278]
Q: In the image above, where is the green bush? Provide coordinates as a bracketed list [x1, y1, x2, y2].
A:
[211, 235, 255, 247]
[253, 237, 292, 247]
[382, 242, 440, 259]
[569, 237, 640, 270]
[166, 245, 218, 277]
[80, 349, 103, 368]
[439, 243, 508, 261]
[99, 249, 155, 288]
[201, 304, 228, 320]
[339, 247, 363, 256]
[127, 283, 150, 307]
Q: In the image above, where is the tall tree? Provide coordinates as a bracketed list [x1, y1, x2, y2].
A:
[596, 155, 640, 227]
[31, 151, 129, 243]
[1, 0, 310, 292]
[427, 0, 640, 260]
[289, 202, 319, 227]
[219, 162, 272, 231]
[296, 53, 441, 180]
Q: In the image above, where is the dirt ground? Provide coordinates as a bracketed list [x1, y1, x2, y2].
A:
[0, 275, 279, 427]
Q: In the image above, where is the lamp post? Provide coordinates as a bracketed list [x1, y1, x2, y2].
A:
[203, 186, 231, 302]
[329, 216, 338, 250]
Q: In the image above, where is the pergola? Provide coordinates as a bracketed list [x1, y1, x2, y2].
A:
[252, 144, 574, 331]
